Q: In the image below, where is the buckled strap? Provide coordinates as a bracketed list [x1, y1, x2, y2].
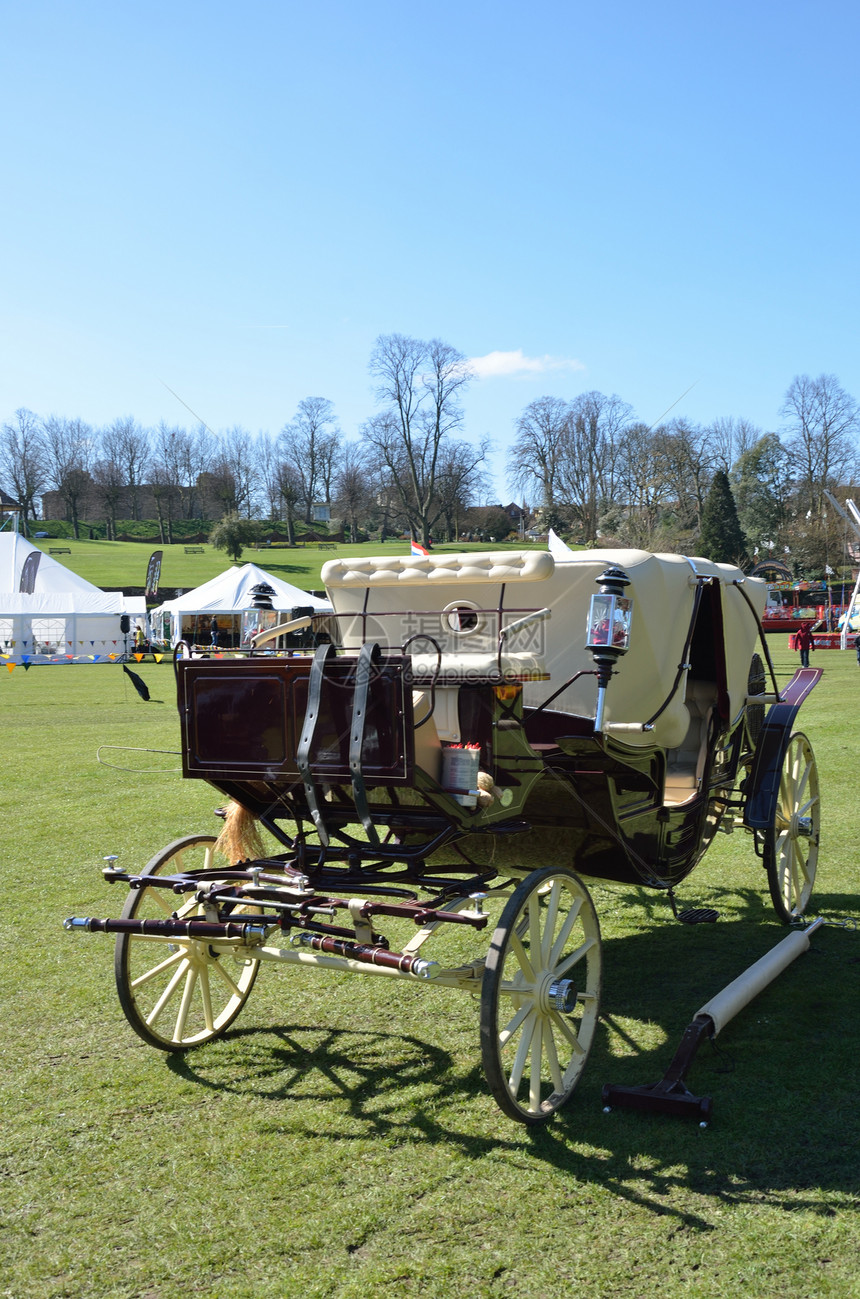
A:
[349, 642, 381, 847]
[296, 643, 336, 848]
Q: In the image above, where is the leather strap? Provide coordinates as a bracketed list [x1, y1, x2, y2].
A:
[296, 643, 336, 847]
[349, 642, 382, 847]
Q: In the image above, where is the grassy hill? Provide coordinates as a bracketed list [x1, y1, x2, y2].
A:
[33, 537, 547, 593]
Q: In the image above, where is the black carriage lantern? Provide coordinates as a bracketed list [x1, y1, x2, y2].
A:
[244, 582, 279, 654]
[250, 582, 276, 610]
[586, 566, 632, 734]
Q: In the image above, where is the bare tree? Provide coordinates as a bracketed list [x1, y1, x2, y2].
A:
[781, 374, 860, 515]
[334, 441, 372, 542]
[433, 438, 490, 542]
[706, 415, 760, 474]
[556, 391, 632, 542]
[279, 398, 341, 523]
[216, 427, 260, 517]
[276, 460, 302, 546]
[91, 442, 125, 539]
[102, 417, 150, 520]
[365, 333, 474, 546]
[149, 423, 184, 543]
[42, 416, 96, 538]
[255, 432, 282, 521]
[613, 422, 672, 547]
[171, 426, 213, 518]
[652, 417, 714, 532]
[0, 408, 47, 525]
[507, 396, 568, 509]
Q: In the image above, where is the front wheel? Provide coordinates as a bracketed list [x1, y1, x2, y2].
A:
[480, 867, 602, 1125]
[114, 834, 260, 1051]
[764, 732, 820, 923]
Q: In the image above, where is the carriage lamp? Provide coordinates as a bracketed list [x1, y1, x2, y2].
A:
[250, 582, 276, 611]
[586, 567, 632, 734]
[245, 582, 279, 654]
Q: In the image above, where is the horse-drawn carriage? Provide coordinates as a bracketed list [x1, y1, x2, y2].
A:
[66, 546, 821, 1124]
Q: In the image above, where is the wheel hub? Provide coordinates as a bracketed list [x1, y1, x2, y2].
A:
[793, 815, 814, 839]
[540, 976, 577, 1014]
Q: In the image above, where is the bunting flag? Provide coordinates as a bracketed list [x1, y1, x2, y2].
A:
[153, 654, 163, 663]
[134, 653, 144, 662]
[7, 663, 15, 673]
[109, 654, 117, 660]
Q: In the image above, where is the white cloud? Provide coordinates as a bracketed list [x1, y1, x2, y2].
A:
[468, 349, 585, 379]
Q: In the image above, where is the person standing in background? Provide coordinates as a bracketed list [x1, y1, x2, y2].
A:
[794, 623, 814, 669]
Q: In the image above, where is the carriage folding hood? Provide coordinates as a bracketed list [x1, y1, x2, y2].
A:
[320, 547, 768, 749]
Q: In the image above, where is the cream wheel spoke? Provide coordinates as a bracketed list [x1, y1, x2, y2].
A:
[481, 867, 601, 1124]
[129, 945, 185, 989]
[115, 834, 261, 1051]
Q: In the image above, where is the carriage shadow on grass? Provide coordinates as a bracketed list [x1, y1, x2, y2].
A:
[164, 886, 859, 1221]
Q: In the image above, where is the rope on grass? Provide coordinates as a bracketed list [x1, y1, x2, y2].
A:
[96, 745, 182, 774]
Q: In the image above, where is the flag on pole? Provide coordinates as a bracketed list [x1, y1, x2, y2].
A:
[411, 539, 430, 558]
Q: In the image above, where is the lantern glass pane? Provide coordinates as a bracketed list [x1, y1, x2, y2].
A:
[586, 594, 633, 651]
[242, 608, 281, 645]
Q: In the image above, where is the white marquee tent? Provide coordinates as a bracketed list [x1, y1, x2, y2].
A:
[0, 533, 146, 663]
[150, 562, 332, 647]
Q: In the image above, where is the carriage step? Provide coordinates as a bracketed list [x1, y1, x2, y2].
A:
[677, 907, 719, 925]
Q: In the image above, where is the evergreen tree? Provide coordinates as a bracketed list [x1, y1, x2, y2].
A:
[699, 470, 747, 565]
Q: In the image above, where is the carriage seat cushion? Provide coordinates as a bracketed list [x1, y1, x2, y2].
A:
[664, 680, 718, 803]
[322, 549, 554, 588]
[408, 649, 549, 684]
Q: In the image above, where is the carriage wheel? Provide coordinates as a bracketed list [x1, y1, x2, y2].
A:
[114, 835, 261, 1051]
[744, 652, 767, 752]
[764, 732, 820, 923]
[480, 867, 601, 1125]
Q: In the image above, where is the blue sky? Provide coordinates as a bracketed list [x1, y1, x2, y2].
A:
[2, 1, 859, 500]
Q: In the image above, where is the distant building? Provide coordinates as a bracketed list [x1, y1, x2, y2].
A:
[1, 488, 23, 531]
[40, 473, 236, 526]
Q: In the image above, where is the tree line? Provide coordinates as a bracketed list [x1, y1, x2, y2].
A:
[3, 336, 859, 575]
[0, 334, 491, 547]
[508, 374, 860, 575]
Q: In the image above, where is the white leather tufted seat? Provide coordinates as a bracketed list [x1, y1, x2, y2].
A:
[322, 550, 554, 588]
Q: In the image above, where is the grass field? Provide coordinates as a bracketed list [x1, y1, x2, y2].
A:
[1, 638, 858, 1297]
[32, 538, 542, 595]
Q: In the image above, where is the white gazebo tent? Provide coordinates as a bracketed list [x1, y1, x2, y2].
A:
[0, 533, 146, 663]
[150, 562, 332, 648]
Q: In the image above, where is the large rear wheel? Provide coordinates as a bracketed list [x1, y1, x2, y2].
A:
[114, 835, 260, 1050]
[480, 867, 601, 1124]
[764, 732, 820, 923]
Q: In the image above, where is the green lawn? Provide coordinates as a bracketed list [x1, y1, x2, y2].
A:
[1, 638, 858, 1297]
[32, 538, 545, 594]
